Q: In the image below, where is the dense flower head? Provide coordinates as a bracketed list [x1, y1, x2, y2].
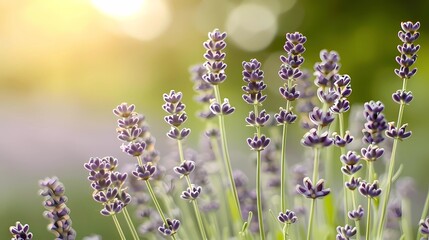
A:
[296, 177, 330, 199]
[242, 59, 267, 105]
[345, 177, 361, 190]
[314, 50, 340, 88]
[39, 177, 76, 240]
[395, 21, 420, 79]
[203, 29, 227, 85]
[163, 90, 192, 142]
[362, 101, 388, 145]
[280, 32, 306, 72]
[10, 222, 33, 240]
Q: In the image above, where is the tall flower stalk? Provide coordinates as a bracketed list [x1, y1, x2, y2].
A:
[377, 21, 420, 238]
[163, 90, 208, 240]
[202, 29, 242, 220]
[242, 59, 270, 239]
[275, 32, 306, 214]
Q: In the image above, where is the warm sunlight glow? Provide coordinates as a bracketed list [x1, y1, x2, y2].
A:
[91, 0, 145, 19]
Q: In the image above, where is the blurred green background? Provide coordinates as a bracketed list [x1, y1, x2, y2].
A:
[1, 0, 428, 238]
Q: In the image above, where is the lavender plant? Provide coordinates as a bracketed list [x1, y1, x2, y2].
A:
[10, 21, 429, 240]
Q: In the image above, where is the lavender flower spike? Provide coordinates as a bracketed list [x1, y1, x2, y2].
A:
[158, 218, 181, 236]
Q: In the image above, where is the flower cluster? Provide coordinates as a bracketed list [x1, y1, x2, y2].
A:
[9, 222, 33, 240]
[84, 157, 131, 216]
[395, 21, 420, 79]
[202, 29, 227, 86]
[39, 177, 76, 239]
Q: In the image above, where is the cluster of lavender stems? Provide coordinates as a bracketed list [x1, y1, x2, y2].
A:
[10, 21, 429, 240]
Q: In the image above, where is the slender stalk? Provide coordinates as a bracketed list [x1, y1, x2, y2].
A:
[280, 122, 289, 213]
[377, 78, 408, 238]
[366, 198, 371, 240]
[312, 147, 320, 184]
[112, 214, 126, 240]
[122, 207, 140, 240]
[256, 150, 265, 240]
[307, 199, 315, 240]
[145, 181, 167, 224]
[417, 187, 429, 240]
[177, 140, 208, 240]
[338, 113, 349, 223]
[401, 198, 412, 240]
[283, 223, 290, 240]
[213, 85, 242, 218]
[351, 190, 360, 240]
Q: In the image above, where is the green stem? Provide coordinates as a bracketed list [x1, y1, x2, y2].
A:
[312, 147, 320, 184]
[417, 187, 429, 240]
[213, 85, 242, 219]
[351, 190, 360, 240]
[338, 113, 349, 224]
[177, 140, 208, 240]
[377, 79, 408, 238]
[122, 207, 140, 240]
[145, 181, 167, 224]
[307, 199, 315, 240]
[112, 214, 126, 240]
[283, 223, 290, 240]
[401, 198, 412, 240]
[366, 198, 371, 240]
[256, 150, 265, 240]
[280, 98, 291, 213]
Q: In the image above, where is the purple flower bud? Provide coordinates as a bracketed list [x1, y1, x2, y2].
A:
[359, 180, 382, 198]
[163, 90, 183, 104]
[301, 128, 333, 148]
[275, 108, 297, 124]
[174, 160, 196, 177]
[158, 218, 181, 236]
[121, 141, 146, 157]
[317, 88, 340, 105]
[392, 90, 413, 104]
[336, 224, 357, 240]
[113, 103, 135, 118]
[167, 127, 191, 140]
[181, 185, 202, 200]
[247, 134, 270, 151]
[309, 107, 335, 127]
[420, 217, 429, 235]
[348, 205, 364, 221]
[386, 122, 412, 140]
[10, 222, 33, 240]
[341, 151, 361, 165]
[361, 144, 384, 162]
[333, 131, 354, 147]
[345, 177, 361, 190]
[100, 199, 124, 216]
[210, 98, 235, 115]
[279, 86, 300, 101]
[246, 110, 270, 127]
[278, 210, 297, 224]
[164, 113, 188, 127]
[132, 163, 156, 181]
[296, 177, 330, 199]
